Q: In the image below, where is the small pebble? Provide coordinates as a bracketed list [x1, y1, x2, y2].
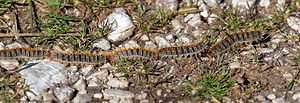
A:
[266, 94, 276, 100]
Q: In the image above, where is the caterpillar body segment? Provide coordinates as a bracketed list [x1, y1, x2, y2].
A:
[110, 47, 160, 63]
[0, 48, 51, 60]
[209, 30, 264, 54]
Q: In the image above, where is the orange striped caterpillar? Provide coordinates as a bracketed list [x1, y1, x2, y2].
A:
[0, 30, 264, 65]
[209, 30, 264, 53]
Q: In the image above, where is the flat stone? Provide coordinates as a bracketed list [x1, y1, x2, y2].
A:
[135, 93, 147, 100]
[266, 94, 276, 100]
[43, 92, 57, 102]
[140, 99, 149, 103]
[259, 0, 271, 7]
[119, 98, 133, 103]
[287, 17, 300, 31]
[292, 92, 300, 101]
[105, 8, 135, 42]
[124, 40, 140, 49]
[184, 14, 194, 22]
[232, 0, 256, 10]
[255, 95, 266, 101]
[271, 98, 285, 103]
[257, 48, 274, 54]
[94, 93, 103, 99]
[228, 62, 240, 69]
[187, 14, 201, 27]
[81, 65, 94, 75]
[155, 36, 171, 49]
[155, 0, 178, 12]
[93, 39, 111, 50]
[54, 86, 76, 102]
[87, 69, 109, 81]
[145, 41, 158, 50]
[73, 79, 87, 93]
[19, 60, 67, 96]
[176, 36, 191, 45]
[0, 59, 19, 70]
[141, 35, 149, 41]
[107, 78, 129, 88]
[171, 19, 184, 30]
[109, 98, 120, 103]
[103, 89, 135, 99]
[72, 93, 92, 103]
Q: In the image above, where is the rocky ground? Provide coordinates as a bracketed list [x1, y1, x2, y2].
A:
[0, 0, 300, 103]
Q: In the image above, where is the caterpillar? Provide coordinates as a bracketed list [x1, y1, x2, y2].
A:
[209, 30, 263, 53]
[0, 30, 264, 65]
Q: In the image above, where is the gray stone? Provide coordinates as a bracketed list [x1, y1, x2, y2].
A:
[105, 8, 135, 42]
[292, 92, 300, 101]
[103, 89, 135, 99]
[73, 79, 87, 93]
[176, 36, 191, 45]
[6, 42, 22, 49]
[228, 62, 240, 69]
[0, 59, 19, 70]
[262, 100, 272, 103]
[135, 93, 147, 100]
[54, 86, 76, 102]
[94, 93, 103, 99]
[0, 42, 5, 50]
[93, 39, 111, 50]
[26, 91, 42, 100]
[155, 36, 171, 49]
[141, 35, 149, 41]
[124, 40, 140, 49]
[287, 17, 300, 31]
[109, 98, 120, 103]
[72, 93, 92, 103]
[257, 48, 274, 54]
[271, 34, 285, 44]
[203, 0, 220, 8]
[145, 41, 158, 50]
[107, 78, 129, 88]
[171, 19, 184, 30]
[255, 95, 266, 101]
[271, 98, 285, 103]
[157, 89, 162, 96]
[184, 14, 195, 22]
[187, 14, 201, 27]
[259, 0, 271, 7]
[155, 0, 178, 12]
[81, 65, 93, 75]
[19, 60, 67, 96]
[232, 0, 256, 10]
[43, 92, 57, 102]
[87, 69, 109, 81]
[119, 98, 133, 103]
[208, 13, 218, 24]
[140, 99, 149, 103]
[277, 0, 286, 7]
[266, 94, 276, 100]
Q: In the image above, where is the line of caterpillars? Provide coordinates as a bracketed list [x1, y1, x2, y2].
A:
[0, 30, 263, 65]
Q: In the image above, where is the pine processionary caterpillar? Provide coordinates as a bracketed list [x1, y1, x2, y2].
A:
[209, 30, 264, 53]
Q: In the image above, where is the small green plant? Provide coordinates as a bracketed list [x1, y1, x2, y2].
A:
[183, 69, 235, 101]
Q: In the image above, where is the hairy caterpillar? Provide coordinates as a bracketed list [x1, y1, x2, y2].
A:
[109, 47, 160, 62]
[0, 48, 51, 60]
[209, 30, 263, 53]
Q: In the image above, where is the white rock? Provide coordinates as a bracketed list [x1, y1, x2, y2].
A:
[166, 34, 175, 41]
[26, 91, 42, 100]
[188, 14, 201, 27]
[0, 42, 5, 50]
[277, 0, 286, 7]
[255, 95, 266, 101]
[266, 94, 276, 100]
[259, 0, 270, 7]
[171, 19, 184, 30]
[88, 80, 99, 87]
[157, 89, 162, 96]
[72, 93, 92, 103]
[184, 14, 195, 22]
[5, 42, 22, 49]
[229, 62, 240, 69]
[107, 78, 129, 88]
[203, 0, 220, 8]
[81, 65, 94, 75]
[105, 8, 135, 42]
[271, 98, 285, 103]
[287, 17, 300, 31]
[19, 60, 67, 96]
[292, 92, 300, 101]
[0, 59, 19, 70]
[232, 0, 256, 10]
[136, 93, 147, 100]
[94, 93, 103, 99]
[54, 86, 76, 102]
[141, 35, 149, 41]
[43, 93, 57, 102]
[73, 79, 87, 93]
[124, 40, 140, 49]
[192, 30, 205, 37]
[198, 1, 210, 17]
[103, 89, 135, 99]
[271, 34, 285, 43]
[145, 41, 158, 50]
[155, 0, 178, 12]
[257, 48, 274, 54]
[120, 98, 133, 103]
[140, 99, 149, 103]
[109, 98, 120, 103]
[155, 36, 171, 49]
[176, 36, 191, 45]
[208, 13, 218, 24]
[93, 39, 111, 50]
[87, 69, 109, 81]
